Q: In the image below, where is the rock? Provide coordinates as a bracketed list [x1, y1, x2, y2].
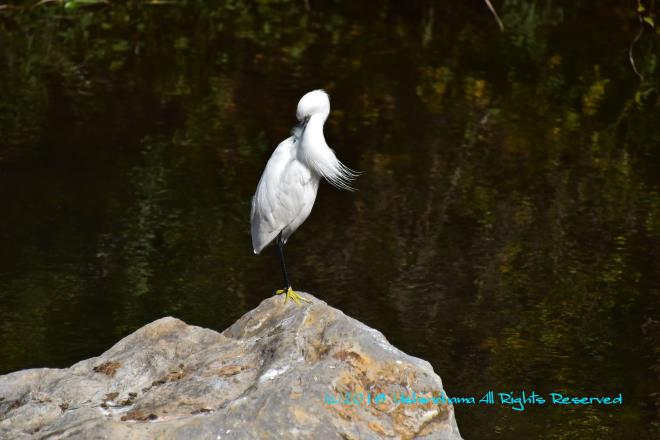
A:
[0, 293, 462, 439]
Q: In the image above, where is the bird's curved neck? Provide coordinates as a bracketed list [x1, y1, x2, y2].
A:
[303, 113, 327, 136]
[300, 113, 328, 150]
[297, 113, 330, 174]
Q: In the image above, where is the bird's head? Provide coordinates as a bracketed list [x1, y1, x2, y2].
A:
[296, 89, 330, 122]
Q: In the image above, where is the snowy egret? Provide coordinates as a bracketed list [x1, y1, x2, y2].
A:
[251, 90, 357, 304]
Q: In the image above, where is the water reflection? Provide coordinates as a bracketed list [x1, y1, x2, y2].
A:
[0, 1, 658, 439]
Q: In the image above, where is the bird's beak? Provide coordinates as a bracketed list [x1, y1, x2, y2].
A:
[297, 116, 310, 135]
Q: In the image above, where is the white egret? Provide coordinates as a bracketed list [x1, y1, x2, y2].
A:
[251, 90, 357, 304]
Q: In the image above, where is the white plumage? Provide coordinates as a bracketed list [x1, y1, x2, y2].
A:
[251, 90, 356, 255]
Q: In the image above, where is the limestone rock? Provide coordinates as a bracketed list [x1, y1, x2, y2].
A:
[0, 293, 462, 439]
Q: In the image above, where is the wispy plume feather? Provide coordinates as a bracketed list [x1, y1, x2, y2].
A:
[295, 114, 359, 191]
[317, 152, 359, 191]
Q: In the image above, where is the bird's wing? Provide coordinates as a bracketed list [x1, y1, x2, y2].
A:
[280, 174, 319, 243]
[251, 137, 312, 254]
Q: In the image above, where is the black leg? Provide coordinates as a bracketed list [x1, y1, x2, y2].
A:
[276, 232, 291, 288]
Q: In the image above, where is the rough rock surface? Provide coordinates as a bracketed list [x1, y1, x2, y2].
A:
[0, 293, 462, 439]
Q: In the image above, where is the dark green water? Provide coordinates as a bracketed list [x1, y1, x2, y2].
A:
[1, 1, 659, 438]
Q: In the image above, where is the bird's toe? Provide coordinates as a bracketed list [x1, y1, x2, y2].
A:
[274, 287, 311, 306]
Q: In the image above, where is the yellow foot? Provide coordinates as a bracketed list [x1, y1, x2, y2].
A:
[275, 287, 311, 305]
